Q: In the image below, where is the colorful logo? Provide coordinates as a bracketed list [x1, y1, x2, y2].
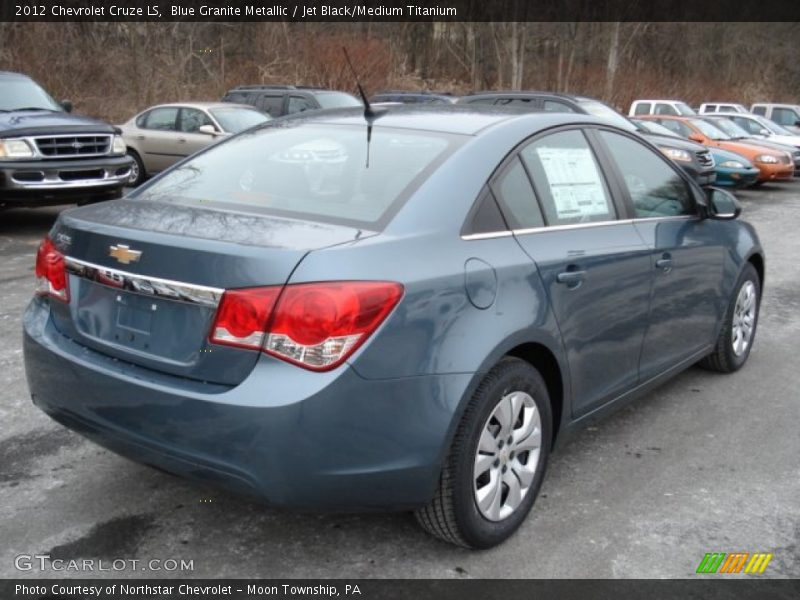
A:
[696, 552, 773, 574]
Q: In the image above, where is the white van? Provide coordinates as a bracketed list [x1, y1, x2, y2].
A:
[698, 103, 749, 114]
[629, 99, 696, 117]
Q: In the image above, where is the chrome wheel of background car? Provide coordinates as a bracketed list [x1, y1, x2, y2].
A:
[473, 391, 541, 522]
[732, 280, 757, 356]
[127, 159, 139, 186]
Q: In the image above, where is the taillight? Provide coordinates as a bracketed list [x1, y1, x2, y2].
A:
[210, 287, 282, 350]
[35, 237, 69, 302]
[209, 281, 403, 371]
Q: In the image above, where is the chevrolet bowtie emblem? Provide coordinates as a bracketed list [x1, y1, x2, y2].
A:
[109, 244, 142, 264]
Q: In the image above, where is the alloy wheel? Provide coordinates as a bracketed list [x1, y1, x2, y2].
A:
[732, 281, 757, 357]
[473, 391, 542, 521]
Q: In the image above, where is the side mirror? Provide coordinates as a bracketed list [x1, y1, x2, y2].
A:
[705, 187, 741, 220]
[198, 124, 218, 136]
[759, 128, 770, 136]
[688, 132, 704, 143]
[60, 99, 73, 113]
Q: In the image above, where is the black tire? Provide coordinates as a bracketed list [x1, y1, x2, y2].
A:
[699, 263, 760, 373]
[415, 357, 552, 548]
[127, 149, 146, 187]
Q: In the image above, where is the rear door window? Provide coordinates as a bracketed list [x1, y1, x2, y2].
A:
[143, 107, 178, 131]
[520, 129, 616, 226]
[634, 102, 652, 115]
[256, 94, 285, 116]
[655, 103, 678, 116]
[287, 96, 317, 114]
[751, 106, 766, 116]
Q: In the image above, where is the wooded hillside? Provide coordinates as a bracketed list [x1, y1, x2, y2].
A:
[1, 22, 798, 121]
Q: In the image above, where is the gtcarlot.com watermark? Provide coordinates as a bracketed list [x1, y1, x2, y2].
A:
[15, 553, 194, 572]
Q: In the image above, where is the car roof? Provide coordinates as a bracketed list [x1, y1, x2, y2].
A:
[641, 115, 694, 121]
[633, 99, 688, 103]
[281, 104, 608, 136]
[374, 91, 453, 96]
[146, 102, 258, 111]
[460, 90, 579, 100]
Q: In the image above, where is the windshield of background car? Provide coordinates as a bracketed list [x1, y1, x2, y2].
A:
[209, 107, 270, 133]
[135, 123, 461, 228]
[575, 99, 637, 131]
[708, 118, 749, 138]
[676, 102, 696, 115]
[314, 92, 363, 109]
[0, 79, 63, 111]
[757, 117, 794, 136]
[691, 119, 730, 140]
[635, 119, 680, 137]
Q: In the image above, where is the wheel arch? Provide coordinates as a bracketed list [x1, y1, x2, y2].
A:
[746, 251, 765, 294]
[506, 342, 565, 447]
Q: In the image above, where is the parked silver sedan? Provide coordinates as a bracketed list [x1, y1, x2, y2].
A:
[120, 102, 270, 186]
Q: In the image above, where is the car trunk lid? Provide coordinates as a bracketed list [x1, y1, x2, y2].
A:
[47, 199, 373, 386]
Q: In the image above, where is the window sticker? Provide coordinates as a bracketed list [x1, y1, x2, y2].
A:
[536, 147, 610, 220]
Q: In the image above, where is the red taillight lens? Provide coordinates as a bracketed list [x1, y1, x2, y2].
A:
[208, 281, 403, 371]
[35, 237, 69, 302]
[209, 287, 282, 350]
[264, 282, 403, 370]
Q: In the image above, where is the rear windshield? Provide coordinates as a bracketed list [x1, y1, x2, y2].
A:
[314, 92, 362, 109]
[575, 99, 637, 132]
[209, 107, 270, 133]
[135, 122, 461, 228]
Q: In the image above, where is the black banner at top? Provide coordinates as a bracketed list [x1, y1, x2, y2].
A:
[3, 0, 800, 22]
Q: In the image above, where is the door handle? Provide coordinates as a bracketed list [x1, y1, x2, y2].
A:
[556, 269, 587, 286]
[135, 135, 145, 141]
[655, 253, 673, 272]
[177, 138, 187, 143]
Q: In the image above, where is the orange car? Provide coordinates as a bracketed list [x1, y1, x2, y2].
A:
[640, 115, 794, 182]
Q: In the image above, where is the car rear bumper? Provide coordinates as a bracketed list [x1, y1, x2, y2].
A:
[0, 155, 132, 205]
[23, 298, 471, 511]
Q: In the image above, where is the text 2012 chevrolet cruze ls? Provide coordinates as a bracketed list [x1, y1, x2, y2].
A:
[23, 106, 763, 548]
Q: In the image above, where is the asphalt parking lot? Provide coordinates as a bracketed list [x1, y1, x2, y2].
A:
[1, 183, 798, 579]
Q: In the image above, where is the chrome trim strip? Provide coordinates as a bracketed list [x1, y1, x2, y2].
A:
[65, 257, 224, 308]
[460, 215, 697, 240]
[461, 230, 514, 241]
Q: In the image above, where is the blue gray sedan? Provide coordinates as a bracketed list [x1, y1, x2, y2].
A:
[23, 106, 764, 548]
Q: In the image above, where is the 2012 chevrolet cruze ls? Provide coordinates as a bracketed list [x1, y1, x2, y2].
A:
[23, 106, 764, 548]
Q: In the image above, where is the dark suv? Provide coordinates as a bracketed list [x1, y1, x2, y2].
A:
[0, 71, 132, 209]
[457, 91, 716, 186]
[221, 85, 361, 118]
